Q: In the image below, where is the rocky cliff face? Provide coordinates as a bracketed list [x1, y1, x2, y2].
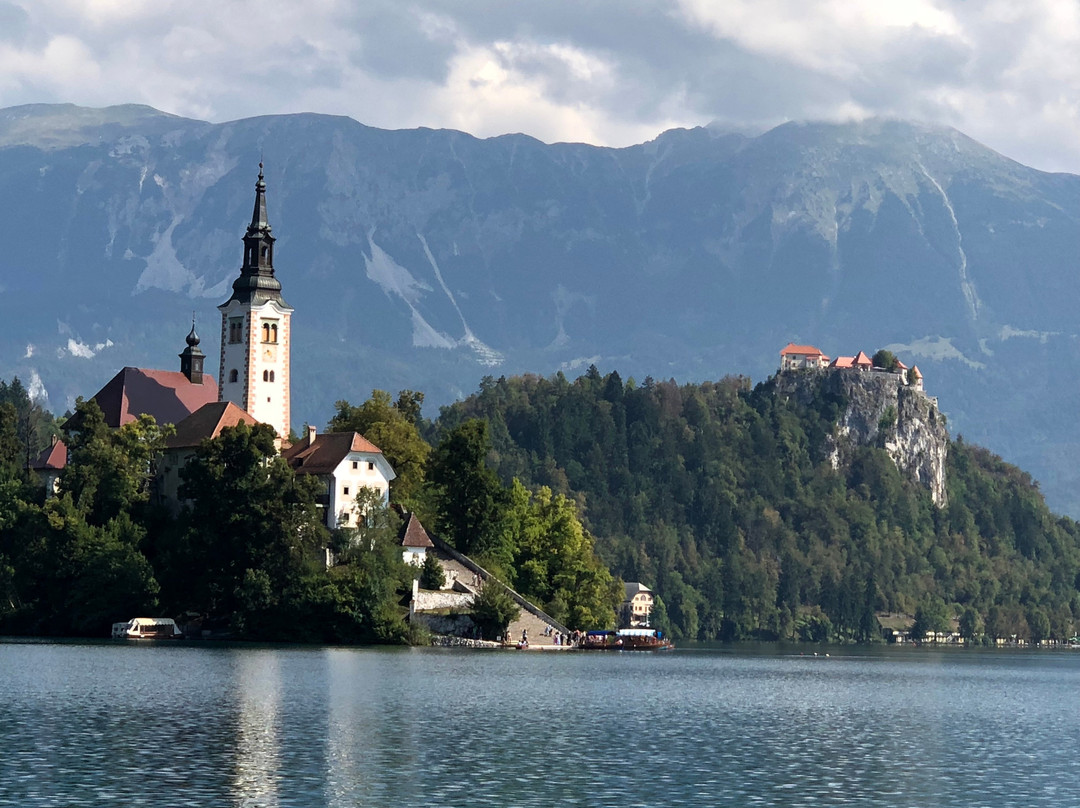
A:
[777, 370, 949, 506]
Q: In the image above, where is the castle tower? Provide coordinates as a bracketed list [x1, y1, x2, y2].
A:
[218, 165, 293, 439]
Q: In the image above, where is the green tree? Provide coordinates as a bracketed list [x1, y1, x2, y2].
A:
[1026, 605, 1051, 644]
[426, 419, 509, 561]
[471, 582, 520, 640]
[958, 606, 983, 643]
[872, 350, 899, 371]
[0, 376, 58, 471]
[418, 552, 446, 590]
[61, 399, 171, 527]
[911, 596, 950, 641]
[176, 421, 328, 625]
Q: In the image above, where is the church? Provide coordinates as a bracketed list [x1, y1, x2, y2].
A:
[43, 167, 395, 532]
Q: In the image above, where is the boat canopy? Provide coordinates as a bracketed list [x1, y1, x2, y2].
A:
[617, 628, 660, 637]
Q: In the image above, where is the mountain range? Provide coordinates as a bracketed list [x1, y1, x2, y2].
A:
[1, 103, 1079, 514]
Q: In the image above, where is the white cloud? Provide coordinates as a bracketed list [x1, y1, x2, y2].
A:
[3, 1, 1080, 170]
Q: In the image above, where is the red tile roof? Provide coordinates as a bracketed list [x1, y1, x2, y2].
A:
[400, 513, 434, 548]
[85, 367, 219, 429]
[830, 356, 855, 368]
[911, 365, 923, 379]
[31, 438, 67, 471]
[780, 342, 827, 357]
[166, 402, 258, 448]
[281, 431, 385, 475]
[853, 351, 872, 367]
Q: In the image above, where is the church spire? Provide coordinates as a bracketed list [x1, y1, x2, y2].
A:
[248, 162, 270, 234]
[223, 164, 287, 307]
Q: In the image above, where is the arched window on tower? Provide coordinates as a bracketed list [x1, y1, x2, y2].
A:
[271, 323, 278, 342]
[229, 369, 238, 383]
[269, 370, 275, 382]
[262, 323, 270, 343]
[263, 370, 269, 382]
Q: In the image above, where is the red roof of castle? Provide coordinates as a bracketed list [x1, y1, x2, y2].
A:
[853, 351, 872, 367]
[830, 356, 855, 368]
[780, 342, 827, 357]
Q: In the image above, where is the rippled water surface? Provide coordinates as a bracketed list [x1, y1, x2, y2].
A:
[1, 641, 1079, 807]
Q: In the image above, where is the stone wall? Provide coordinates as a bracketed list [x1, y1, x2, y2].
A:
[414, 589, 475, 612]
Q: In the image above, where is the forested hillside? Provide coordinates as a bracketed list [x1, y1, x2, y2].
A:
[433, 368, 1080, 643]
[2, 366, 1077, 645]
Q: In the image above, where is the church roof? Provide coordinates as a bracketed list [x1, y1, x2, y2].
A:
[166, 401, 258, 449]
[79, 367, 219, 430]
[399, 513, 435, 548]
[282, 431, 390, 476]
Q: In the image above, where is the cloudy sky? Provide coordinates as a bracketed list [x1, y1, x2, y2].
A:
[2, 0, 1080, 172]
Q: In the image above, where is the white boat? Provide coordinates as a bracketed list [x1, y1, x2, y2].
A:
[111, 617, 184, 640]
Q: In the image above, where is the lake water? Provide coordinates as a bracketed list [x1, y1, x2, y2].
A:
[1, 641, 1079, 807]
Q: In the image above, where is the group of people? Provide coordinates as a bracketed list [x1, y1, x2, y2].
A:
[499, 626, 588, 647]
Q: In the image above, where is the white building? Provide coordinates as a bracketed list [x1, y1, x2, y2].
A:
[218, 165, 293, 440]
[780, 343, 830, 371]
[282, 427, 396, 530]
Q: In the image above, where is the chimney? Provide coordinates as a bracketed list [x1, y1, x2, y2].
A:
[307, 425, 317, 446]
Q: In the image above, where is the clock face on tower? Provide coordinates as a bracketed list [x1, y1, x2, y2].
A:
[264, 345, 277, 362]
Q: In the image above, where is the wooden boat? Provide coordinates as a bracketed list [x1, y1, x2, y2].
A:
[111, 617, 184, 639]
[579, 627, 673, 651]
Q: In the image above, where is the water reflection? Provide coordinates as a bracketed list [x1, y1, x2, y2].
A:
[2, 642, 1080, 807]
[231, 650, 283, 807]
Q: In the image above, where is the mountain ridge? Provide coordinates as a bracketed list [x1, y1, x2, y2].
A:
[1, 103, 1079, 513]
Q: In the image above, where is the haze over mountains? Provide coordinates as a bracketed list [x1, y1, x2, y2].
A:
[1, 103, 1079, 514]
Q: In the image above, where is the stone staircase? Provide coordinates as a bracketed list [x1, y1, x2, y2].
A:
[505, 605, 570, 647]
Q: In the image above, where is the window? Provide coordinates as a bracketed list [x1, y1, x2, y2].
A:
[352, 461, 358, 470]
[368, 462, 374, 471]
[269, 370, 275, 382]
[228, 319, 243, 344]
[228, 369, 238, 383]
[343, 487, 350, 496]
[263, 370, 269, 382]
[262, 321, 279, 344]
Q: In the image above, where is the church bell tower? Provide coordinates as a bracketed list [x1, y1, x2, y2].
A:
[218, 165, 293, 439]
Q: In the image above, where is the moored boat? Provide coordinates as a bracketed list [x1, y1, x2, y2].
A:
[579, 627, 673, 651]
[111, 617, 184, 640]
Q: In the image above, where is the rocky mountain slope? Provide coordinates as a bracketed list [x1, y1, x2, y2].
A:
[777, 369, 949, 506]
[1, 104, 1078, 512]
